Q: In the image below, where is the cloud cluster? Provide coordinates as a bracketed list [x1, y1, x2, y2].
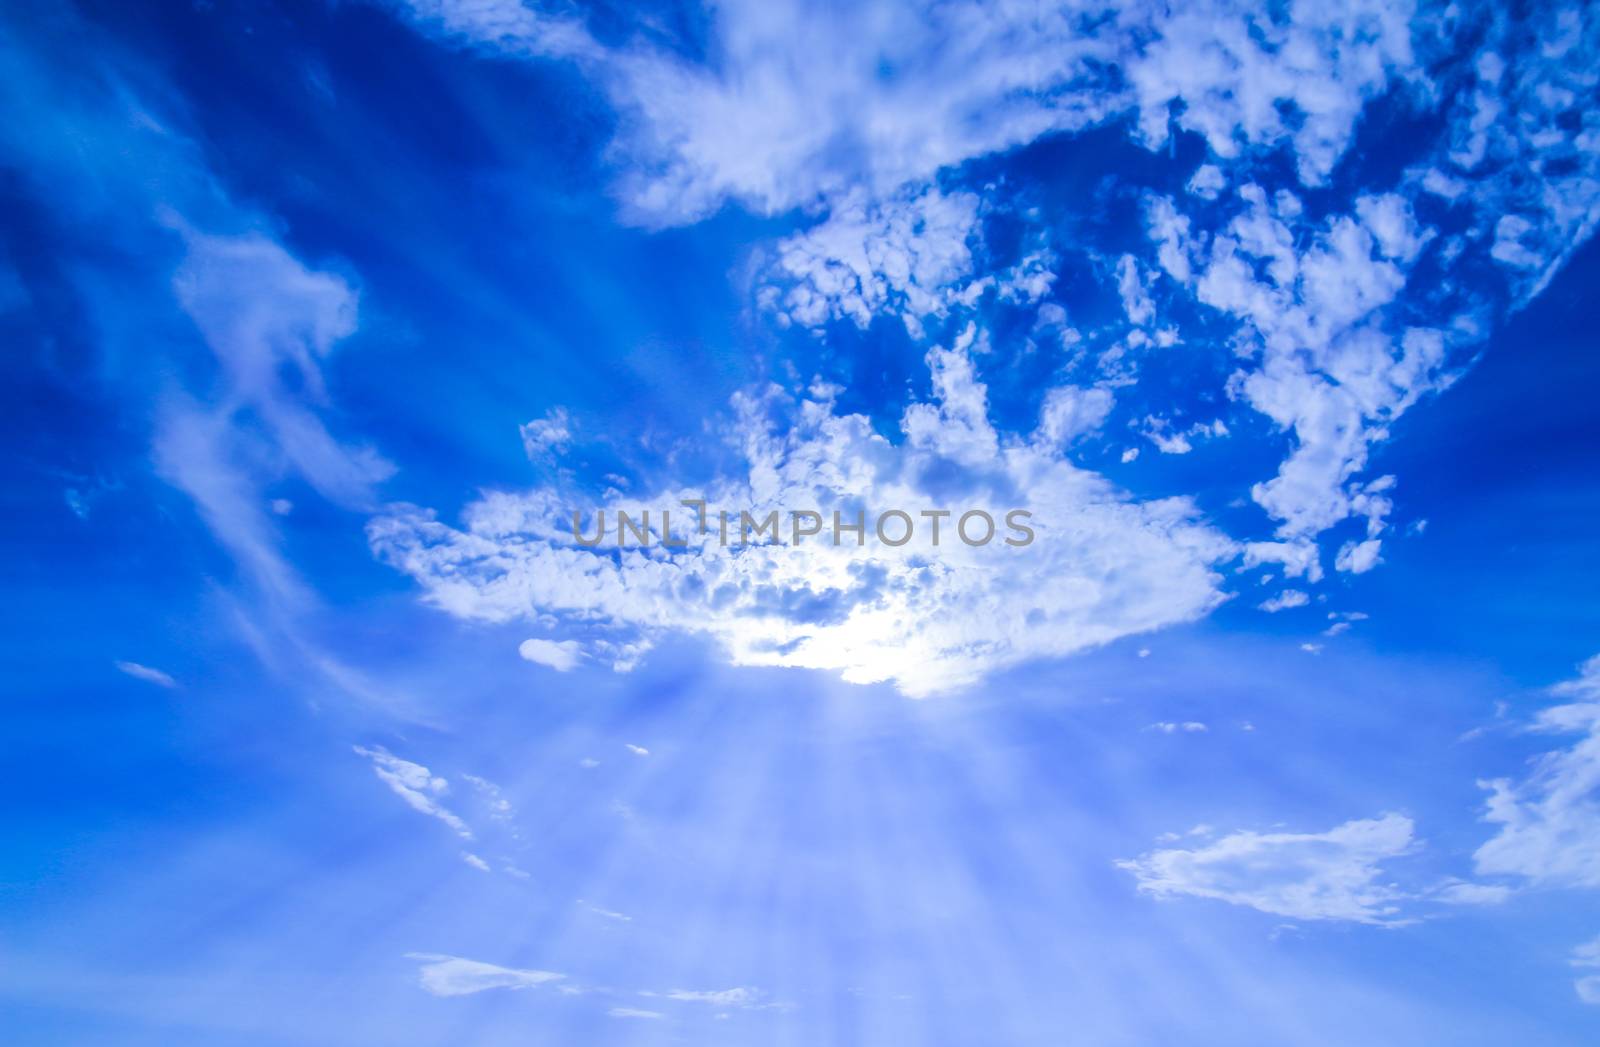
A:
[379, 0, 1600, 618]
[370, 328, 1235, 696]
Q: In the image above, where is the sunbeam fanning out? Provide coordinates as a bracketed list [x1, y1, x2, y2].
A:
[4, 1, 1600, 1044]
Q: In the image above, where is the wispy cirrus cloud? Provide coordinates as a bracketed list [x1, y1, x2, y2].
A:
[407, 953, 565, 997]
[354, 745, 471, 839]
[1117, 814, 1418, 924]
[114, 660, 177, 688]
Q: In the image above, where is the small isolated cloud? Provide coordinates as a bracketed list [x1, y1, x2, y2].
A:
[1259, 590, 1309, 613]
[1429, 879, 1512, 906]
[578, 758, 600, 769]
[115, 660, 177, 688]
[643, 986, 786, 1012]
[518, 638, 582, 672]
[1146, 721, 1208, 734]
[353, 745, 470, 838]
[520, 408, 571, 463]
[407, 953, 565, 997]
[608, 1008, 663, 1020]
[1187, 163, 1225, 200]
[1301, 643, 1324, 654]
[1117, 813, 1417, 924]
[624, 743, 649, 757]
[577, 899, 632, 922]
[654, 987, 765, 1007]
[461, 852, 490, 872]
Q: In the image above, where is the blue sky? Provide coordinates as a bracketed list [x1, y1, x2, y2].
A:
[4, 0, 1600, 1043]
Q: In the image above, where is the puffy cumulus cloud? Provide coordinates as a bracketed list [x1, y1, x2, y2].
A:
[761, 186, 983, 336]
[375, 0, 1600, 645]
[1116, 814, 1418, 924]
[1036, 384, 1115, 448]
[1127, 0, 1419, 186]
[519, 407, 571, 463]
[1258, 590, 1309, 613]
[1473, 655, 1600, 889]
[407, 953, 565, 997]
[354, 745, 471, 838]
[758, 182, 1061, 341]
[1335, 538, 1383, 574]
[1241, 539, 1324, 584]
[370, 328, 1235, 697]
[1151, 184, 1452, 540]
[1413, 3, 1600, 305]
[1137, 2, 1600, 554]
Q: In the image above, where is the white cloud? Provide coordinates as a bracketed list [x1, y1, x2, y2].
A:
[624, 744, 649, 757]
[518, 637, 582, 672]
[407, 953, 565, 997]
[379, 3, 1600, 606]
[1573, 934, 1600, 1004]
[1258, 590, 1309, 613]
[578, 900, 632, 922]
[1241, 540, 1324, 584]
[1473, 655, 1600, 889]
[1428, 879, 1511, 906]
[762, 186, 984, 336]
[1127, 1, 1418, 186]
[354, 745, 471, 838]
[1037, 385, 1114, 448]
[165, 224, 393, 511]
[461, 852, 491, 872]
[1117, 813, 1417, 924]
[1412, 3, 1600, 306]
[1335, 538, 1383, 574]
[608, 1007, 663, 1020]
[461, 774, 515, 821]
[1186, 163, 1225, 200]
[1146, 721, 1208, 734]
[654, 987, 764, 1007]
[370, 330, 1236, 697]
[1116, 254, 1154, 326]
[520, 408, 571, 463]
[115, 660, 177, 688]
[390, 0, 1430, 225]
